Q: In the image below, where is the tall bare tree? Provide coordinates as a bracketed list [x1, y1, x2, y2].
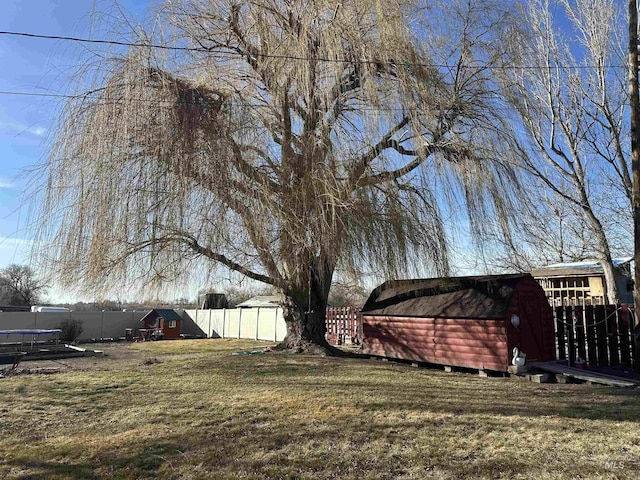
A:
[502, 0, 631, 303]
[629, 0, 640, 367]
[34, 0, 520, 352]
[0, 264, 47, 306]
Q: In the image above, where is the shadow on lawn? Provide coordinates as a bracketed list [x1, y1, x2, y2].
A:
[322, 378, 640, 422]
[8, 442, 185, 480]
[219, 356, 640, 423]
[7, 460, 97, 480]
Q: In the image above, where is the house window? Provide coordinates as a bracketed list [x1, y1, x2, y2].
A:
[168, 320, 177, 328]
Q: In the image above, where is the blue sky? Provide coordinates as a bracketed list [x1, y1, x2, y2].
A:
[0, 0, 616, 303]
[0, 0, 150, 300]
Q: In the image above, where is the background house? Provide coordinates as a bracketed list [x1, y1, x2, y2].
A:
[531, 258, 633, 306]
[236, 295, 285, 309]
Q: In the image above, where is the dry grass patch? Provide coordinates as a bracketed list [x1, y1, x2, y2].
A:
[1, 339, 639, 479]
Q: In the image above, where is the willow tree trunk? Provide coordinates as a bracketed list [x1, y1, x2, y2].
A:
[280, 292, 330, 353]
[277, 259, 333, 352]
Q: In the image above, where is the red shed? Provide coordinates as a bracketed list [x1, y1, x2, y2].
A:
[361, 274, 554, 372]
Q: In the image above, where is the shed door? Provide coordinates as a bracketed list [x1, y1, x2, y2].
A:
[517, 294, 546, 361]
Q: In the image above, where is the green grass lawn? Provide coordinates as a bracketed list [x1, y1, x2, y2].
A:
[1, 339, 639, 479]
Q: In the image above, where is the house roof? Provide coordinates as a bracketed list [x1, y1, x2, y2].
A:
[361, 274, 530, 319]
[531, 257, 632, 278]
[236, 294, 284, 308]
[140, 309, 182, 322]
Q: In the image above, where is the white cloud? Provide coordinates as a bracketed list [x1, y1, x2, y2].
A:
[0, 119, 46, 137]
[0, 176, 13, 189]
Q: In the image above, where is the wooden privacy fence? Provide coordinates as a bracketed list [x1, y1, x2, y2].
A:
[554, 304, 636, 368]
[326, 307, 361, 345]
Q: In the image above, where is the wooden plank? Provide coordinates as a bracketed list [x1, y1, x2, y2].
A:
[574, 306, 586, 362]
[366, 332, 509, 344]
[362, 336, 507, 351]
[530, 361, 640, 388]
[361, 332, 507, 347]
[364, 319, 505, 332]
[363, 340, 503, 360]
[369, 325, 508, 336]
[364, 324, 506, 338]
[361, 323, 507, 334]
[607, 305, 620, 366]
[362, 345, 503, 366]
[585, 305, 597, 366]
[618, 305, 632, 366]
[565, 306, 576, 367]
[594, 305, 609, 367]
[364, 316, 504, 328]
[433, 344, 508, 354]
[555, 306, 566, 361]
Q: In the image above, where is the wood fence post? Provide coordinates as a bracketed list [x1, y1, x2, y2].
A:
[608, 305, 620, 366]
[585, 305, 597, 366]
[555, 306, 566, 361]
[619, 305, 632, 366]
[595, 306, 609, 366]
[574, 306, 586, 362]
[565, 306, 575, 367]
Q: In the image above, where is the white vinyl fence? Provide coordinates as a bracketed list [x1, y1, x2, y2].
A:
[182, 308, 287, 342]
[0, 310, 146, 342]
[0, 308, 287, 343]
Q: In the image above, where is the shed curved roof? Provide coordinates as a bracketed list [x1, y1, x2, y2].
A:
[362, 274, 530, 319]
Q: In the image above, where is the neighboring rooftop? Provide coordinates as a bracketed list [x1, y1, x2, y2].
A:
[531, 257, 633, 278]
[236, 294, 285, 308]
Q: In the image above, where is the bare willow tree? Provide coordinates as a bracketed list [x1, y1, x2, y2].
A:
[35, 0, 520, 352]
[502, 0, 631, 303]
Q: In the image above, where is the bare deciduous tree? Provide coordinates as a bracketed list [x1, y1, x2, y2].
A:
[502, 0, 631, 303]
[0, 264, 47, 306]
[34, 0, 521, 352]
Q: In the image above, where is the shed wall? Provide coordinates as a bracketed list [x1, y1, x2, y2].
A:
[160, 318, 181, 339]
[361, 316, 509, 371]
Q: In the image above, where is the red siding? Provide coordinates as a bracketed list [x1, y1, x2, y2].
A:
[160, 318, 181, 340]
[361, 316, 509, 371]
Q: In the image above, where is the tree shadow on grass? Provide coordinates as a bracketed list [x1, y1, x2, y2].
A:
[8, 442, 185, 480]
[7, 460, 97, 480]
[296, 377, 640, 422]
[218, 355, 640, 423]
